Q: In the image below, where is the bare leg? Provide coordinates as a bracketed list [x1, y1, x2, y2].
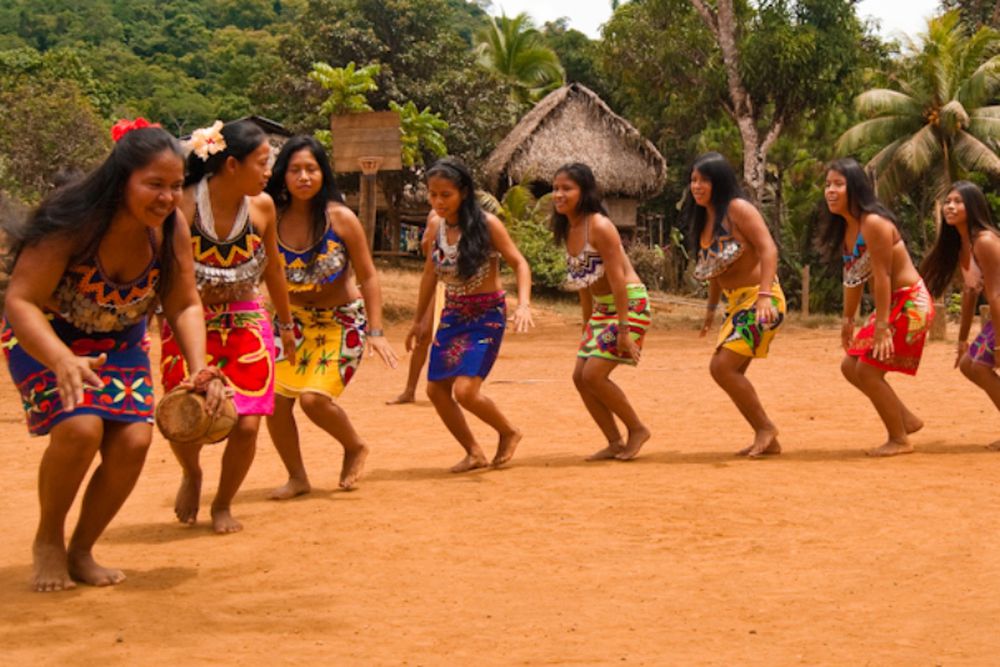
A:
[211, 415, 260, 534]
[32, 416, 103, 592]
[847, 358, 914, 456]
[169, 439, 204, 525]
[265, 395, 311, 499]
[710, 349, 779, 458]
[389, 308, 433, 405]
[572, 358, 625, 460]
[571, 358, 648, 460]
[300, 392, 369, 489]
[842, 355, 922, 435]
[452, 376, 521, 467]
[426, 378, 488, 472]
[67, 421, 151, 587]
[959, 355, 1000, 449]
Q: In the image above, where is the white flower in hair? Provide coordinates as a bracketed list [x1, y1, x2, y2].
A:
[186, 120, 226, 161]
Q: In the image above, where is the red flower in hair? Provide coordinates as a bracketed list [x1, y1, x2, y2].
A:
[111, 117, 161, 142]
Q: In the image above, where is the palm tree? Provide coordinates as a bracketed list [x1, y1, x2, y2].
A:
[837, 10, 1000, 200]
[475, 13, 565, 105]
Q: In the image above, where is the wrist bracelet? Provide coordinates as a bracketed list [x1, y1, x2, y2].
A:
[706, 303, 719, 311]
[277, 321, 295, 332]
[368, 328, 384, 337]
[758, 291, 773, 298]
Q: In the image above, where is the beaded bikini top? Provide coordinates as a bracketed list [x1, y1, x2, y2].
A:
[693, 224, 744, 281]
[432, 221, 494, 295]
[52, 229, 160, 333]
[564, 219, 605, 291]
[278, 214, 348, 292]
[191, 179, 267, 301]
[842, 233, 871, 288]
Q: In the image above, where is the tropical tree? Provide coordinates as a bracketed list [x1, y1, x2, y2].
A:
[310, 61, 381, 117]
[387, 100, 448, 167]
[475, 12, 565, 105]
[837, 10, 1000, 200]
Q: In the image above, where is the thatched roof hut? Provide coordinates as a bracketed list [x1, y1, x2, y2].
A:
[484, 83, 666, 229]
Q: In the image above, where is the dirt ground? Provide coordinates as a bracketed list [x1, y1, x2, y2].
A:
[2, 287, 1000, 666]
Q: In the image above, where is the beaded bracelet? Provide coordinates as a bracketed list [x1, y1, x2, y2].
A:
[368, 328, 384, 337]
[276, 321, 295, 332]
[758, 291, 773, 298]
[191, 366, 227, 393]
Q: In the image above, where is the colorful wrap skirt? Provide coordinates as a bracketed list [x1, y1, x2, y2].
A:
[968, 320, 995, 367]
[274, 300, 367, 399]
[578, 284, 652, 365]
[428, 290, 506, 381]
[848, 280, 934, 375]
[161, 299, 275, 416]
[717, 282, 786, 358]
[2, 316, 154, 436]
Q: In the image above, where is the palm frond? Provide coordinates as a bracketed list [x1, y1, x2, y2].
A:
[836, 116, 924, 154]
[953, 130, 1000, 176]
[854, 89, 922, 118]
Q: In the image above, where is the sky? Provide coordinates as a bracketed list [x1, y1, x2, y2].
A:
[488, 0, 944, 42]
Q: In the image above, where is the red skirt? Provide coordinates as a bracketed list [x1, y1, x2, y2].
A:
[847, 280, 934, 375]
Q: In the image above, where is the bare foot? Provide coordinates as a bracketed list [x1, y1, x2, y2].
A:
[32, 542, 75, 593]
[492, 429, 522, 467]
[739, 430, 781, 458]
[67, 550, 125, 587]
[340, 444, 369, 490]
[585, 441, 624, 461]
[211, 506, 243, 534]
[615, 425, 651, 461]
[268, 477, 311, 500]
[449, 451, 489, 473]
[386, 391, 415, 405]
[865, 439, 915, 457]
[174, 474, 201, 525]
[986, 439, 1000, 451]
[904, 414, 924, 435]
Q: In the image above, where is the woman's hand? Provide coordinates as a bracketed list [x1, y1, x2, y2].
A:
[512, 303, 534, 333]
[700, 307, 716, 338]
[617, 328, 640, 362]
[54, 353, 106, 412]
[279, 328, 297, 365]
[368, 336, 399, 368]
[872, 323, 894, 361]
[405, 320, 427, 353]
[955, 340, 969, 369]
[841, 317, 855, 351]
[179, 366, 231, 417]
[755, 295, 778, 327]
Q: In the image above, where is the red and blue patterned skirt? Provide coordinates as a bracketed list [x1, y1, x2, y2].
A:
[2, 316, 154, 436]
[428, 290, 506, 381]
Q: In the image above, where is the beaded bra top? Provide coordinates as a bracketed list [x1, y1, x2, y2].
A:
[564, 219, 605, 291]
[191, 179, 267, 302]
[432, 221, 494, 295]
[693, 223, 744, 281]
[842, 233, 871, 288]
[278, 213, 348, 292]
[52, 229, 160, 333]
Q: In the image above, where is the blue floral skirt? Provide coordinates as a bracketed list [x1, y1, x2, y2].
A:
[428, 290, 506, 381]
[2, 316, 154, 436]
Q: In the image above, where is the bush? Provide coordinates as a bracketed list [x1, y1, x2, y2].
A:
[508, 217, 566, 292]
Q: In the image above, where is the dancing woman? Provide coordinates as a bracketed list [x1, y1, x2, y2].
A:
[821, 158, 933, 456]
[263, 136, 398, 497]
[406, 158, 533, 472]
[682, 152, 785, 457]
[160, 120, 296, 532]
[552, 163, 651, 461]
[2, 121, 224, 590]
[922, 180, 1000, 448]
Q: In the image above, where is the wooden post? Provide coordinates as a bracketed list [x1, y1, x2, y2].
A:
[801, 265, 810, 317]
[358, 157, 382, 250]
[930, 301, 947, 340]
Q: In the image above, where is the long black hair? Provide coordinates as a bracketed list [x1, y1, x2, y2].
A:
[679, 152, 746, 254]
[817, 157, 899, 263]
[921, 180, 999, 297]
[425, 157, 490, 280]
[550, 162, 609, 245]
[265, 135, 345, 248]
[6, 126, 184, 295]
[185, 119, 268, 187]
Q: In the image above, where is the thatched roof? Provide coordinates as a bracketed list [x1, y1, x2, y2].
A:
[484, 83, 666, 198]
